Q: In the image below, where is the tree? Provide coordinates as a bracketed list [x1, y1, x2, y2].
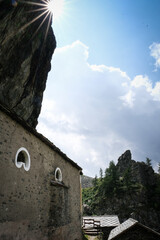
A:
[158, 163, 160, 174]
[146, 157, 152, 167]
[99, 168, 103, 181]
[123, 167, 133, 191]
[105, 161, 117, 181]
[103, 161, 119, 195]
[92, 175, 98, 188]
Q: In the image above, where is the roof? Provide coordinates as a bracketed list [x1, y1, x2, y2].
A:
[108, 218, 137, 239]
[0, 102, 82, 172]
[83, 215, 120, 228]
[108, 218, 160, 240]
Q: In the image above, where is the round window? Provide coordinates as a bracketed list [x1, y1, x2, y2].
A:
[15, 147, 31, 171]
[55, 167, 62, 182]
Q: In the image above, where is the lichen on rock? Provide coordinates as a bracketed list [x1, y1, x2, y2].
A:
[0, 0, 56, 128]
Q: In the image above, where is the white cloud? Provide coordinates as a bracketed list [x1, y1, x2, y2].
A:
[151, 82, 160, 101]
[149, 42, 160, 70]
[120, 90, 135, 108]
[37, 41, 160, 176]
[131, 75, 152, 92]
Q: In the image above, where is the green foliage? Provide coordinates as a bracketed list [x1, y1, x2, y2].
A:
[82, 157, 160, 215]
[100, 161, 120, 196]
[155, 175, 160, 194]
[92, 174, 98, 188]
[158, 163, 160, 174]
[99, 168, 103, 180]
[82, 232, 89, 240]
[146, 157, 152, 166]
[123, 167, 133, 191]
[82, 187, 94, 204]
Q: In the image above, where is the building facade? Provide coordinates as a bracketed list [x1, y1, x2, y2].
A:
[0, 104, 82, 240]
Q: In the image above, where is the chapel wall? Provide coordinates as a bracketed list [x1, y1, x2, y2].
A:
[0, 109, 82, 240]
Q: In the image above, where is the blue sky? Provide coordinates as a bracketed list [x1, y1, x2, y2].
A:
[54, 0, 160, 81]
[37, 0, 160, 176]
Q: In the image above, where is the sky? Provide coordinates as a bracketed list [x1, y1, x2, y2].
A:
[37, 0, 160, 177]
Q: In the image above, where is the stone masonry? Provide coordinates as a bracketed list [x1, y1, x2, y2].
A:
[0, 104, 82, 240]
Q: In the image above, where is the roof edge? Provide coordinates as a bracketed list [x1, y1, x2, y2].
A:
[0, 102, 82, 172]
[109, 218, 160, 240]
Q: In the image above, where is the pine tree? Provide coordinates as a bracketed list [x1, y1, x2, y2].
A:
[146, 157, 152, 167]
[92, 175, 98, 187]
[158, 163, 160, 174]
[99, 168, 103, 181]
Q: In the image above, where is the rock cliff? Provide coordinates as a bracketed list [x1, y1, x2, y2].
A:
[112, 150, 160, 231]
[81, 175, 93, 189]
[82, 150, 160, 232]
[0, 0, 56, 127]
[117, 150, 157, 188]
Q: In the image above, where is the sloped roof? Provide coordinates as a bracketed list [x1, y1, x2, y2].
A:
[108, 218, 137, 239]
[83, 215, 120, 228]
[108, 218, 160, 240]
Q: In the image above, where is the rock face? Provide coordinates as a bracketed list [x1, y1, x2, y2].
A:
[83, 150, 160, 232]
[114, 150, 160, 231]
[0, 0, 56, 127]
[117, 150, 157, 187]
[81, 175, 93, 189]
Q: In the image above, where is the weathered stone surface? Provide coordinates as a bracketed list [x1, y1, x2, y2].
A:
[0, 106, 82, 240]
[117, 150, 157, 186]
[81, 175, 93, 189]
[0, 0, 56, 127]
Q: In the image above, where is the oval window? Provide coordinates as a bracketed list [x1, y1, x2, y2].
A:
[55, 167, 62, 182]
[15, 147, 31, 171]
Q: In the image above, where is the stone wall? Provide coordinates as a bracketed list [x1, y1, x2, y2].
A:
[0, 107, 82, 240]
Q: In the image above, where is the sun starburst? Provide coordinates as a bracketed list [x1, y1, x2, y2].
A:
[3, 0, 66, 46]
[47, 0, 64, 20]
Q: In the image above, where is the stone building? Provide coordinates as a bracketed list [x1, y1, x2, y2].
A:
[0, 103, 83, 240]
[0, 1, 83, 239]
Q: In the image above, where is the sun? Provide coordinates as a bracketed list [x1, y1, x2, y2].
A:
[47, 0, 65, 20]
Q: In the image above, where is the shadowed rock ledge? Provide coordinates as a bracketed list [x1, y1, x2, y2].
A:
[0, 0, 56, 127]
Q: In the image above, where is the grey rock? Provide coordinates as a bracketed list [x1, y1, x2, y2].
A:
[117, 150, 157, 186]
[0, 0, 56, 127]
[81, 175, 93, 189]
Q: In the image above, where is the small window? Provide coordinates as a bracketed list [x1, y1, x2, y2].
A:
[55, 168, 62, 182]
[15, 147, 31, 171]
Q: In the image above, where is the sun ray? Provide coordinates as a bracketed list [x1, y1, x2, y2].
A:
[19, 0, 47, 7]
[2, 0, 66, 46]
[41, 0, 50, 4]
[2, 7, 50, 45]
[26, 7, 48, 14]
[44, 10, 52, 42]
[31, 10, 52, 90]
[17, 9, 49, 34]
[31, 11, 51, 40]
[1, 0, 68, 88]
[47, 0, 65, 20]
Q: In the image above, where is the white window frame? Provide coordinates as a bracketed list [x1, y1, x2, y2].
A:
[15, 147, 31, 171]
[55, 167, 62, 182]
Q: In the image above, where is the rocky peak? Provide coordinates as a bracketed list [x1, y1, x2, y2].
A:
[118, 149, 132, 164]
[0, 0, 56, 128]
[117, 150, 156, 187]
